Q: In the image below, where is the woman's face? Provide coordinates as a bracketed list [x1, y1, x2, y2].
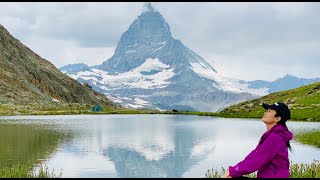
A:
[261, 108, 280, 124]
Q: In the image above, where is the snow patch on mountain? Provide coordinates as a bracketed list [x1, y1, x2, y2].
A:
[190, 62, 243, 93]
[127, 104, 144, 108]
[126, 50, 136, 54]
[68, 58, 175, 90]
[106, 94, 152, 109]
[235, 82, 269, 96]
[106, 95, 124, 103]
[151, 43, 166, 54]
[225, 77, 269, 96]
[134, 97, 150, 106]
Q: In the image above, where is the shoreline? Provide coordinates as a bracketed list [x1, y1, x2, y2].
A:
[0, 109, 318, 122]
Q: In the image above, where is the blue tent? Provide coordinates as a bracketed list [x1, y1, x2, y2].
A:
[92, 105, 103, 112]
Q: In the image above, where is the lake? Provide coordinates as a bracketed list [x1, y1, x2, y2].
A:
[0, 114, 319, 178]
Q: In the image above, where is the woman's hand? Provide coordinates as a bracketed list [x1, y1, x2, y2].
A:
[221, 168, 231, 178]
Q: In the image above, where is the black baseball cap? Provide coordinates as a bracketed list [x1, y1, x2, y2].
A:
[262, 102, 291, 121]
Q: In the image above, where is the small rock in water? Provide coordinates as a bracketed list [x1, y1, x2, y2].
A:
[306, 118, 313, 121]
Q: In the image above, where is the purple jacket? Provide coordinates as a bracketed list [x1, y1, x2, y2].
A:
[229, 124, 293, 178]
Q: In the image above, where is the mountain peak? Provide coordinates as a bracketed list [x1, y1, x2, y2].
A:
[117, 3, 172, 44]
[284, 74, 294, 78]
[131, 2, 172, 40]
[281, 74, 298, 80]
[143, 2, 156, 13]
[135, 3, 172, 38]
[273, 74, 299, 83]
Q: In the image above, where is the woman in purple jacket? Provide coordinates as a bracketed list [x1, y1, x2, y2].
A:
[221, 102, 293, 178]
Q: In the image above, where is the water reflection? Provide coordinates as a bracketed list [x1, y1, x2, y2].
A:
[0, 122, 72, 168]
[0, 115, 319, 178]
[105, 123, 211, 178]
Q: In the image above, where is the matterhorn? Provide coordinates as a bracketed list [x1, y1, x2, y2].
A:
[61, 3, 255, 112]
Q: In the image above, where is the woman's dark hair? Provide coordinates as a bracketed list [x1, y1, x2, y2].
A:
[275, 113, 292, 151]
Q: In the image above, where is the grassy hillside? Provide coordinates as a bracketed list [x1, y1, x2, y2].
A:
[218, 82, 320, 121]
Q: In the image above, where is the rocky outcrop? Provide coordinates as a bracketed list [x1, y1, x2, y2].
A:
[0, 24, 113, 107]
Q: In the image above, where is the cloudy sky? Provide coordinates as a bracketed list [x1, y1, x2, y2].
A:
[1, 2, 320, 81]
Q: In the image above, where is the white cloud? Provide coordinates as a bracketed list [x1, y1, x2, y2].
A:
[207, 40, 320, 81]
[1, 2, 320, 81]
[273, 2, 307, 19]
[22, 35, 115, 67]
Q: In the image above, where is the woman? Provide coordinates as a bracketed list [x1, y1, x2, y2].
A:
[221, 102, 293, 178]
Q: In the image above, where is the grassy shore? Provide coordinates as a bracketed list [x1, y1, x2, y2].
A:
[294, 130, 320, 148]
[174, 110, 320, 122]
[205, 160, 320, 178]
[0, 164, 61, 178]
[5, 160, 319, 178]
[0, 103, 218, 117]
[0, 102, 319, 122]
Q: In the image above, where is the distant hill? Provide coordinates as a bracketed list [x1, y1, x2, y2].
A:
[231, 74, 320, 96]
[0, 24, 114, 107]
[59, 63, 91, 74]
[219, 82, 320, 121]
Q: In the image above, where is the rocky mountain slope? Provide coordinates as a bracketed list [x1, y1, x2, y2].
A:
[0, 24, 113, 107]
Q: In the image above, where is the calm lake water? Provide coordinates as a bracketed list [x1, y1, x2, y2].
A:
[0, 114, 319, 178]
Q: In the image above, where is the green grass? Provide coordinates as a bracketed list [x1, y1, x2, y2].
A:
[0, 163, 61, 178]
[205, 160, 320, 178]
[290, 160, 320, 178]
[216, 82, 320, 122]
[294, 130, 320, 148]
[0, 103, 164, 116]
[205, 167, 256, 178]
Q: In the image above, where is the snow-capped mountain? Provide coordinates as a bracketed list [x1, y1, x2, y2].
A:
[228, 74, 320, 96]
[60, 3, 256, 112]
